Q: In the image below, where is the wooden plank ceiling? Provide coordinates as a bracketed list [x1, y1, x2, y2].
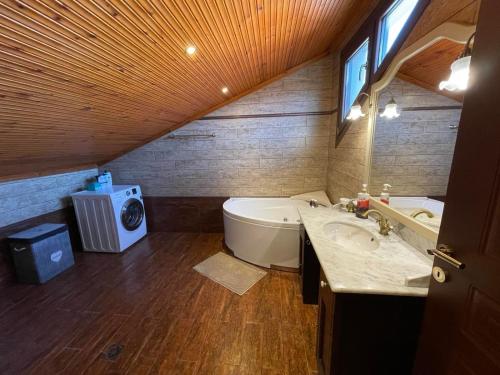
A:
[0, 0, 377, 180]
[397, 39, 465, 102]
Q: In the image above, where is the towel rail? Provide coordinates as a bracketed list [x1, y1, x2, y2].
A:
[165, 133, 215, 139]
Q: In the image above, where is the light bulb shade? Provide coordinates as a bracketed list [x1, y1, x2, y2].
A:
[439, 55, 471, 91]
[346, 103, 365, 121]
[380, 98, 400, 119]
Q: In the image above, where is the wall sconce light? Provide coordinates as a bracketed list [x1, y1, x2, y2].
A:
[346, 92, 370, 121]
[346, 102, 365, 120]
[380, 97, 400, 119]
[439, 33, 475, 92]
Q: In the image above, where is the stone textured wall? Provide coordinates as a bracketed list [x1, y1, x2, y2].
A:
[328, 111, 370, 203]
[0, 168, 98, 228]
[326, 55, 371, 203]
[103, 56, 333, 197]
[370, 78, 460, 196]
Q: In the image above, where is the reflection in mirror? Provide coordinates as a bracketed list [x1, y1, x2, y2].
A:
[389, 197, 443, 230]
[369, 39, 465, 232]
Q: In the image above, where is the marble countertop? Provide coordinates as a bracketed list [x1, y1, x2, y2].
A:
[298, 207, 433, 297]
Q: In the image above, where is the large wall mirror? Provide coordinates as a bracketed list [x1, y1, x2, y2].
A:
[365, 23, 476, 243]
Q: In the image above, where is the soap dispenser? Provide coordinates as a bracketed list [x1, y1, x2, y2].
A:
[356, 183, 370, 219]
[380, 184, 392, 204]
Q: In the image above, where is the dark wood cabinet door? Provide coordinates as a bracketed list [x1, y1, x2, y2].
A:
[301, 227, 320, 304]
[413, 1, 500, 373]
[299, 224, 304, 280]
[317, 268, 334, 375]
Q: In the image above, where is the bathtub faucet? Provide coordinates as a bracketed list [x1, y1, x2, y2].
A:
[410, 208, 434, 219]
[308, 199, 327, 208]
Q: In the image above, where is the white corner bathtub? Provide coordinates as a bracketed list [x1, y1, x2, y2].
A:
[223, 198, 311, 270]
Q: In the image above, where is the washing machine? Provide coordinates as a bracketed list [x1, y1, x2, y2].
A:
[71, 185, 147, 253]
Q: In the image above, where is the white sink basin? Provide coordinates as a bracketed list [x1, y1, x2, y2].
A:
[322, 221, 380, 251]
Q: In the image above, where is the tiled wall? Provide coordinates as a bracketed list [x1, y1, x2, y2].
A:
[326, 55, 371, 203]
[103, 56, 333, 197]
[0, 168, 97, 228]
[370, 78, 460, 196]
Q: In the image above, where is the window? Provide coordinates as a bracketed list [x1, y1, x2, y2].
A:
[342, 38, 370, 120]
[336, 0, 429, 145]
[376, 0, 419, 68]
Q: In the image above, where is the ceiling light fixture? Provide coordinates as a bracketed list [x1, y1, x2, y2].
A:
[380, 97, 400, 119]
[186, 45, 197, 56]
[346, 92, 370, 121]
[221, 87, 229, 95]
[439, 33, 475, 92]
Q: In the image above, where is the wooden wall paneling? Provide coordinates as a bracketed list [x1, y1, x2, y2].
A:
[0, 0, 377, 179]
[143, 197, 227, 233]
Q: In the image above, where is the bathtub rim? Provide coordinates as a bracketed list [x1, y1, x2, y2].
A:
[222, 197, 304, 230]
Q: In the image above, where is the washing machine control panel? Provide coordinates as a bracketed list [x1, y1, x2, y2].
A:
[125, 188, 138, 196]
[113, 187, 141, 203]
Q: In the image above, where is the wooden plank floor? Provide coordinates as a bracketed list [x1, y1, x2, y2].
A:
[0, 232, 318, 374]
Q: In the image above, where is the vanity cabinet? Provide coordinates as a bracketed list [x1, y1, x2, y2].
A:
[315, 269, 426, 375]
[300, 227, 426, 375]
[299, 225, 320, 304]
[317, 267, 334, 375]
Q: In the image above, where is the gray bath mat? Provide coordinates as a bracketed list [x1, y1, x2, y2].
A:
[193, 252, 267, 295]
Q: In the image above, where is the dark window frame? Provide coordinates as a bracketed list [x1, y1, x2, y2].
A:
[336, 0, 430, 146]
[339, 33, 372, 123]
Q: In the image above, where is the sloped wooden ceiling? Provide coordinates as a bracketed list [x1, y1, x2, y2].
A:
[0, 0, 377, 179]
[397, 39, 465, 102]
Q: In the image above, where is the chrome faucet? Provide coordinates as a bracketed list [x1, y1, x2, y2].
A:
[361, 209, 393, 236]
[410, 209, 434, 219]
[308, 199, 327, 208]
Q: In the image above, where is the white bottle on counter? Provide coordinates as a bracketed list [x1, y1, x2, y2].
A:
[380, 184, 392, 205]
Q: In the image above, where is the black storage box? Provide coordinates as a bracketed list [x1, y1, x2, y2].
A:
[8, 223, 75, 284]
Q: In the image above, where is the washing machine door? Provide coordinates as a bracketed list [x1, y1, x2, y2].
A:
[120, 198, 144, 231]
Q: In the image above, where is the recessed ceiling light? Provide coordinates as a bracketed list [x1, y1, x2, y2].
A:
[221, 87, 229, 94]
[186, 45, 196, 55]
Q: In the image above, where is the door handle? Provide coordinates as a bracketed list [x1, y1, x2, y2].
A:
[427, 244, 465, 270]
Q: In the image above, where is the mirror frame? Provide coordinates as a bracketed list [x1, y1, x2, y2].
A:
[363, 22, 476, 239]
[370, 197, 439, 242]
